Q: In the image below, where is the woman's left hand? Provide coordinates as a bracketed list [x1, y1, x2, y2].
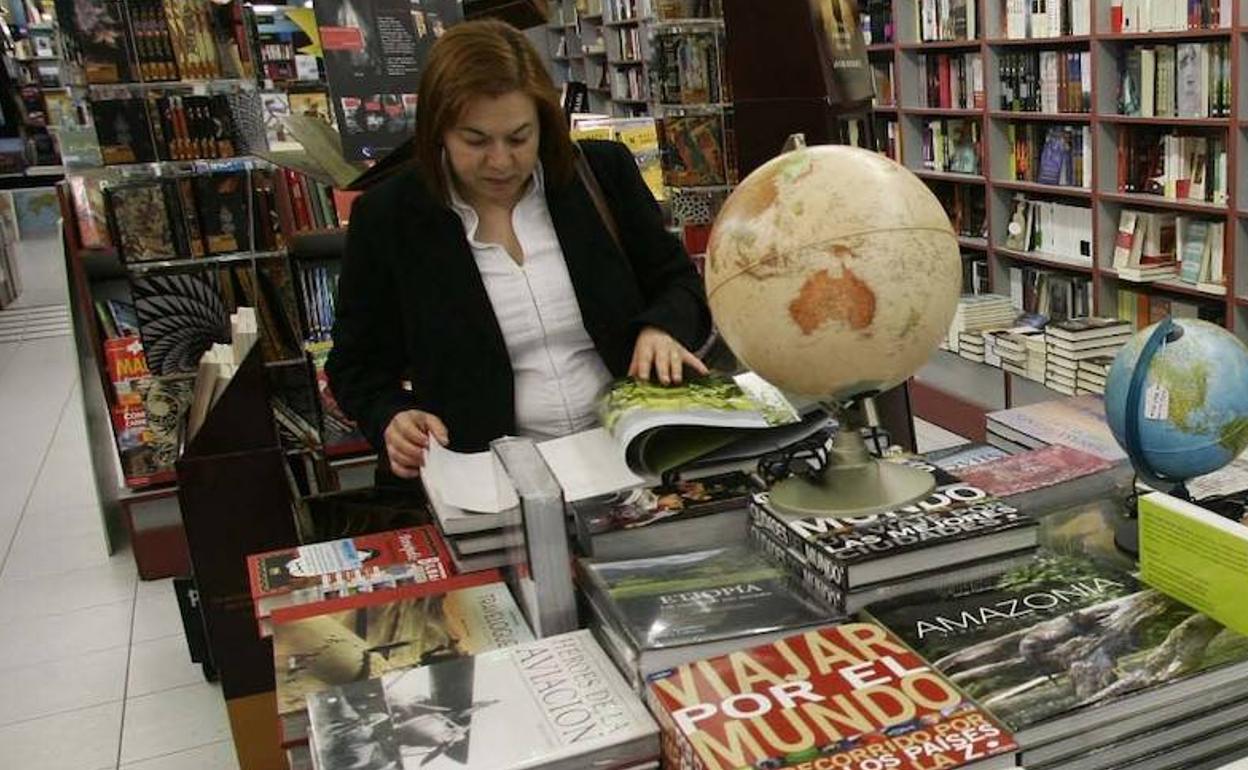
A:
[629, 326, 709, 386]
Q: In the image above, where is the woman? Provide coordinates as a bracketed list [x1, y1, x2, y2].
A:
[327, 20, 712, 480]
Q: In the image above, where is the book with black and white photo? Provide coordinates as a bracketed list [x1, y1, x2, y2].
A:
[305, 629, 659, 770]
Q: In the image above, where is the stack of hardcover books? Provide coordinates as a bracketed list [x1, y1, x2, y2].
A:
[747, 459, 1040, 615]
[1043, 318, 1132, 396]
[866, 552, 1248, 770]
[576, 546, 831, 690]
[305, 630, 660, 770]
[993, 326, 1047, 382]
[1076, 355, 1115, 395]
[986, 395, 1127, 461]
[945, 294, 1018, 354]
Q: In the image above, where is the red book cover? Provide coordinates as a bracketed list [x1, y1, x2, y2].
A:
[938, 56, 951, 108]
[952, 444, 1114, 498]
[103, 336, 150, 404]
[646, 623, 1018, 770]
[331, 189, 361, 228]
[245, 526, 455, 621]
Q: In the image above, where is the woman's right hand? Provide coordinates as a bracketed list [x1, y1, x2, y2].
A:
[383, 409, 449, 479]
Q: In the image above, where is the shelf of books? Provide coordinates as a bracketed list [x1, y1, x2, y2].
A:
[865, 0, 1244, 438]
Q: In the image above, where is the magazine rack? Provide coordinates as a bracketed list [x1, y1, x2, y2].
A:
[175, 345, 298, 770]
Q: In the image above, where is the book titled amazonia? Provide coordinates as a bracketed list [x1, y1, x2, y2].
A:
[307, 629, 658, 770]
[246, 526, 454, 628]
[273, 580, 531, 744]
[865, 552, 1248, 752]
[645, 622, 1019, 770]
[748, 480, 1039, 592]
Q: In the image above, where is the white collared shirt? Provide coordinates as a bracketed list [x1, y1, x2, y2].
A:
[448, 167, 614, 441]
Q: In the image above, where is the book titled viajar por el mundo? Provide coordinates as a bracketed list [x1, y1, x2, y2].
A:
[645, 622, 1019, 770]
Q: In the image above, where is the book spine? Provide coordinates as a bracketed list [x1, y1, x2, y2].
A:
[746, 499, 851, 592]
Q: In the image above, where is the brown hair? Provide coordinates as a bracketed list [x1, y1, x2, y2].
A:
[414, 20, 574, 202]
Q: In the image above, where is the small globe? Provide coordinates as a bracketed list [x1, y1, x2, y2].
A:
[1105, 319, 1248, 482]
[705, 145, 961, 400]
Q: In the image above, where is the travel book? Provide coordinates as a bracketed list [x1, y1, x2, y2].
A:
[577, 546, 831, 689]
[865, 552, 1248, 758]
[748, 480, 1039, 592]
[953, 444, 1115, 498]
[246, 525, 454, 630]
[273, 580, 531, 744]
[306, 629, 658, 770]
[645, 623, 1019, 770]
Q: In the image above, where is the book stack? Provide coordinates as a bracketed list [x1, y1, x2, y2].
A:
[1119, 42, 1231, 119]
[866, 551, 1248, 770]
[1076, 355, 1114, 395]
[1043, 318, 1132, 396]
[992, 327, 1046, 382]
[577, 546, 831, 690]
[1111, 209, 1179, 282]
[272, 575, 531, 747]
[986, 395, 1127, 460]
[747, 466, 1040, 615]
[958, 330, 986, 362]
[306, 630, 659, 770]
[946, 294, 1017, 353]
[646, 623, 1020, 770]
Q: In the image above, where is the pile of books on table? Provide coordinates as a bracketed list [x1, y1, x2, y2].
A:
[1043, 317, 1132, 395]
[946, 293, 1019, 357]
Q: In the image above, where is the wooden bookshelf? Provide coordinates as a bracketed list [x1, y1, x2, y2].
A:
[866, 0, 1247, 431]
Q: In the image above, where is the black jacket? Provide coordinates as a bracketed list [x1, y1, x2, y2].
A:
[326, 139, 712, 454]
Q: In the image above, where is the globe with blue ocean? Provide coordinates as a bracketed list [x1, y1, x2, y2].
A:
[1105, 318, 1248, 483]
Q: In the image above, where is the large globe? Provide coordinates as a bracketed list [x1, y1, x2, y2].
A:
[705, 145, 961, 399]
[1105, 319, 1248, 482]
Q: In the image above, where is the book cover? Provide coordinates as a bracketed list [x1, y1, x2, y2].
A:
[105, 181, 176, 263]
[307, 630, 657, 770]
[1140, 492, 1248, 635]
[103, 335, 150, 402]
[986, 395, 1127, 462]
[55, 0, 133, 83]
[68, 175, 112, 250]
[750, 481, 1038, 591]
[274, 581, 532, 717]
[579, 546, 829, 652]
[91, 98, 156, 164]
[248, 526, 454, 618]
[193, 171, 252, 254]
[645, 623, 1018, 770]
[577, 471, 754, 537]
[132, 272, 230, 376]
[865, 552, 1248, 741]
[953, 445, 1114, 498]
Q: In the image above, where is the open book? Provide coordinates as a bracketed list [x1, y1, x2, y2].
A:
[424, 373, 829, 515]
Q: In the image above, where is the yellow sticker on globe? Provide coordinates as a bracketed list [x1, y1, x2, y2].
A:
[1145, 384, 1170, 420]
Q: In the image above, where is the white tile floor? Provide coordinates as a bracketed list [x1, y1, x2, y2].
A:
[0, 235, 238, 770]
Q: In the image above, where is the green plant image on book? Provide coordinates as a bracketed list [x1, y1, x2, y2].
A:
[602, 376, 760, 431]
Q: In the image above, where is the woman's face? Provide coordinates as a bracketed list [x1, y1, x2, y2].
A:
[444, 90, 540, 208]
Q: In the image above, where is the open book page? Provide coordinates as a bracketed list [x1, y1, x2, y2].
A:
[536, 428, 647, 503]
[423, 442, 518, 514]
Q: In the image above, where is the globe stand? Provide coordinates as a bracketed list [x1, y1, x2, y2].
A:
[769, 397, 937, 518]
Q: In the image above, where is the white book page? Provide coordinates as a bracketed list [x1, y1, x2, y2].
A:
[537, 428, 647, 502]
[423, 442, 519, 514]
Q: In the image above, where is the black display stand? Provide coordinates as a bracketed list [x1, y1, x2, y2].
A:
[175, 346, 298, 770]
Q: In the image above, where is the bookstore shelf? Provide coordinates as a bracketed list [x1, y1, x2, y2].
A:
[1237, 296, 1248, 307]
[1099, 29, 1233, 42]
[1098, 115, 1231, 127]
[913, 169, 988, 183]
[651, 17, 724, 28]
[867, 43, 894, 53]
[905, 106, 985, 117]
[1098, 191, 1229, 214]
[608, 58, 645, 65]
[988, 110, 1092, 121]
[899, 39, 983, 51]
[122, 250, 289, 275]
[959, 236, 989, 251]
[84, 78, 258, 94]
[1101, 270, 1228, 301]
[994, 246, 1095, 274]
[985, 35, 1092, 46]
[603, 18, 647, 27]
[992, 179, 1093, 198]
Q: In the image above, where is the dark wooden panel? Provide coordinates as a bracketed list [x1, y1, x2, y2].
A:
[909, 378, 987, 443]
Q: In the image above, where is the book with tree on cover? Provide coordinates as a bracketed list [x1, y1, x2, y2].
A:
[645, 622, 1019, 770]
[246, 525, 455, 624]
[865, 552, 1248, 751]
[273, 578, 531, 745]
[306, 630, 658, 770]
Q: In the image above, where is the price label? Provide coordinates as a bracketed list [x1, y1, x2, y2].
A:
[1145, 384, 1170, 421]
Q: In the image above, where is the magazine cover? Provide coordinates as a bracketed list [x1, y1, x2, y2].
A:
[866, 552, 1248, 738]
[580, 546, 828, 651]
[307, 630, 657, 770]
[313, 0, 461, 160]
[646, 623, 1018, 770]
[274, 581, 531, 717]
